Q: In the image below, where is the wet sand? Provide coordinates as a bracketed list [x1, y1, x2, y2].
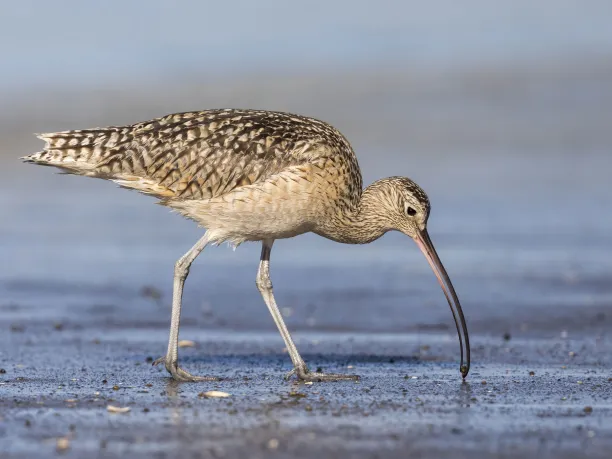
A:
[1, 320, 611, 459]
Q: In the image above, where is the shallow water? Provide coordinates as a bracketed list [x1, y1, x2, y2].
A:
[1, 63, 612, 336]
[2, 153, 612, 339]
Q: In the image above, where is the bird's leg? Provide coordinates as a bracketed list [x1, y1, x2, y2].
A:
[256, 240, 359, 382]
[153, 232, 218, 382]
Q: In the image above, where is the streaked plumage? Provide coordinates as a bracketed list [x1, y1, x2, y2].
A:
[28, 109, 367, 245]
[23, 108, 470, 382]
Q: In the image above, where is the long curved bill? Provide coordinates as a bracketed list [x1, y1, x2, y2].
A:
[414, 229, 470, 378]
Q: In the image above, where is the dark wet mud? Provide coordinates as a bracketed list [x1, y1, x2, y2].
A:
[1, 321, 611, 458]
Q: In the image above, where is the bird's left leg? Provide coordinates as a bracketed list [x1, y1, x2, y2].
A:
[256, 240, 359, 382]
[153, 232, 218, 382]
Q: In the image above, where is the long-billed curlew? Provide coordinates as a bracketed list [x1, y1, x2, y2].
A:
[23, 109, 470, 382]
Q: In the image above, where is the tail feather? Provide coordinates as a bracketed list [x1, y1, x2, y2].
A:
[22, 128, 132, 174]
[23, 127, 176, 198]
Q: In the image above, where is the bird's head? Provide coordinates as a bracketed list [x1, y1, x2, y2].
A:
[367, 176, 470, 378]
[367, 176, 431, 237]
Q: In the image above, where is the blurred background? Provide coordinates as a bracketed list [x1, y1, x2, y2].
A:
[1, 0, 611, 338]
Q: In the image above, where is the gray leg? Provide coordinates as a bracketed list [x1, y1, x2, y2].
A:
[153, 232, 218, 382]
[256, 240, 358, 382]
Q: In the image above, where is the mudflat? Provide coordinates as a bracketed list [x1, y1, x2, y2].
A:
[1, 315, 611, 458]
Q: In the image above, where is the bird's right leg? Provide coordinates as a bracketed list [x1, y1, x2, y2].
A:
[256, 240, 359, 382]
[153, 232, 218, 382]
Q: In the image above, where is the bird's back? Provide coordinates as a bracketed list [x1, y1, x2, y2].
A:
[25, 109, 362, 202]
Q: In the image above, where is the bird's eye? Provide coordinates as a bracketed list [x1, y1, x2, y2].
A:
[406, 207, 417, 216]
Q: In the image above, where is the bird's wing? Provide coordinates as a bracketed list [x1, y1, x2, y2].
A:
[33, 110, 338, 200]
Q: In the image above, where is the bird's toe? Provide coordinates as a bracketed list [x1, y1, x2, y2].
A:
[293, 364, 359, 382]
[152, 356, 218, 382]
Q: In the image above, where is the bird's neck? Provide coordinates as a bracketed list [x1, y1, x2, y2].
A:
[316, 181, 389, 244]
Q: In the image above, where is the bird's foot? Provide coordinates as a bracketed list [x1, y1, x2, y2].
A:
[285, 363, 360, 382]
[152, 356, 219, 382]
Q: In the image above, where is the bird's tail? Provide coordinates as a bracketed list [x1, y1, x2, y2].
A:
[22, 127, 178, 198]
[22, 128, 131, 175]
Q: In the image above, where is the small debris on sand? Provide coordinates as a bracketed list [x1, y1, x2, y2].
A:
[584, 406, 593, 414]
[199, 391, 231, 398]
[178, 340, 196, 348]
[56, 437, 70, 452]
[107, 405, 131, 413]
[267, 438, 279, 449]
[10, 324, 25, 333]
[141, 285, 162, 301]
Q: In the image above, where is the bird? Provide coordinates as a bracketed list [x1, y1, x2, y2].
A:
[22, 108, 470, 382]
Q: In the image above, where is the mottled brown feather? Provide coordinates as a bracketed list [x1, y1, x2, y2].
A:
[29, 110, 362, 209]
